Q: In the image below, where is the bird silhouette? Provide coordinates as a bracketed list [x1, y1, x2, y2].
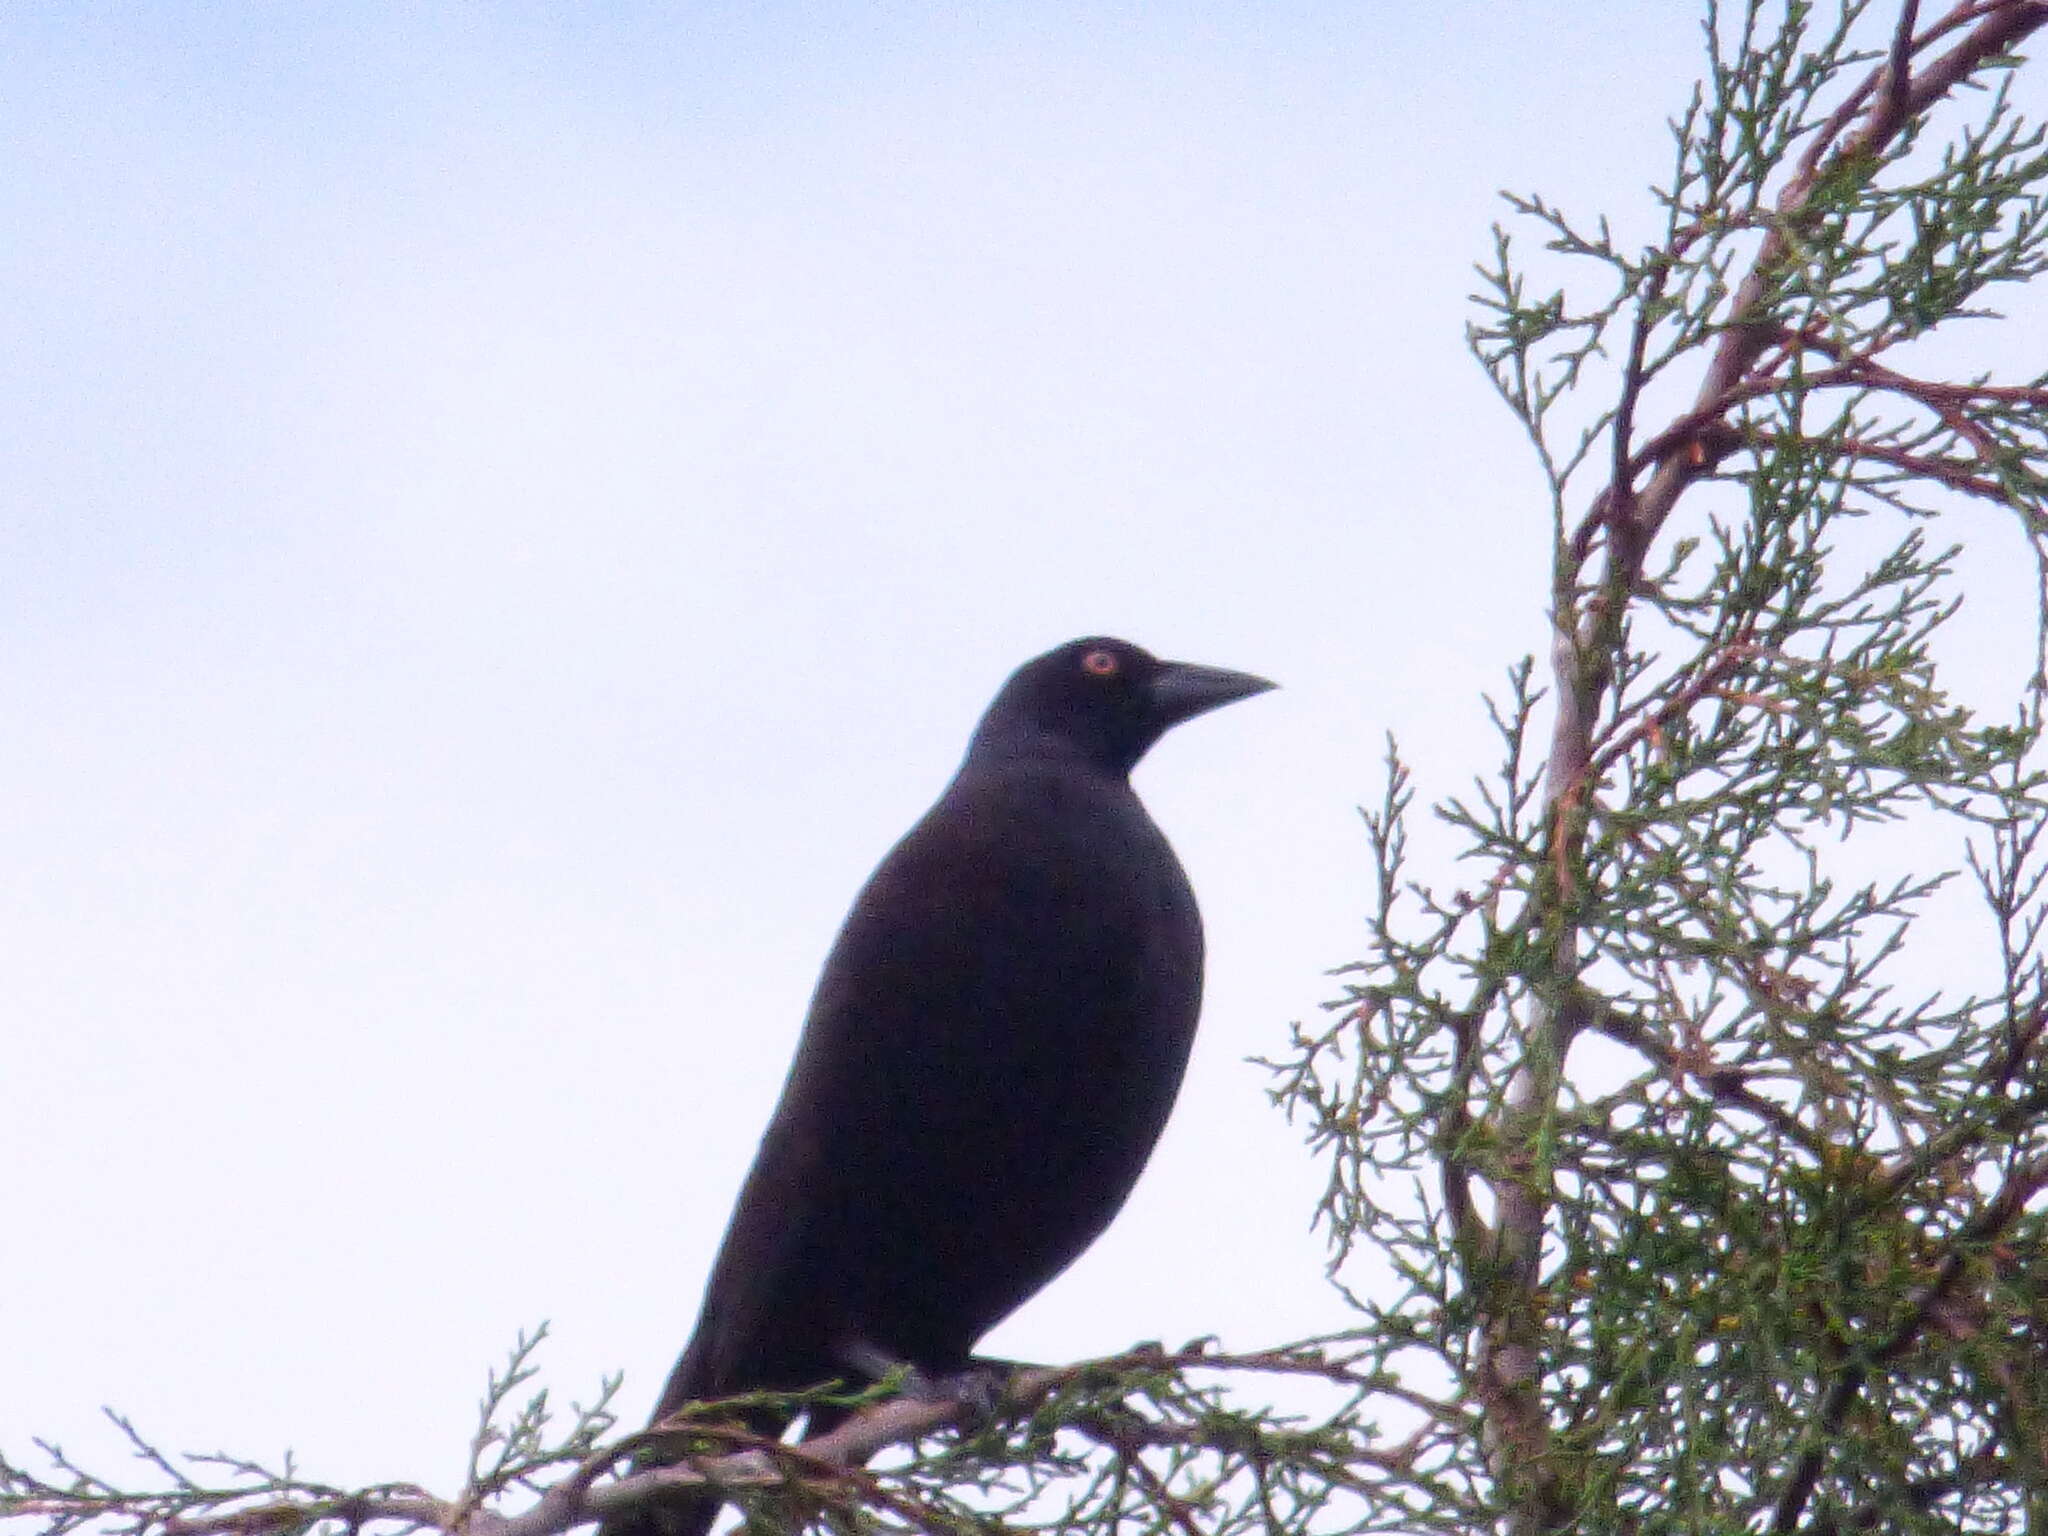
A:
[605, 636, 1273, 1536]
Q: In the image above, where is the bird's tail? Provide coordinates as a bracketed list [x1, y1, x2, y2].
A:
[598, 1410, 803, 1536]
[596, 1342, 799, 1536]
[592, 1492, 725, 1536]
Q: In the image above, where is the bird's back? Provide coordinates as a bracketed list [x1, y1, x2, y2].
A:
[659, 746, 1204, 1412]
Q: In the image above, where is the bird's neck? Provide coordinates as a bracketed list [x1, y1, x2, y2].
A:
[962, 719, 1136, 780]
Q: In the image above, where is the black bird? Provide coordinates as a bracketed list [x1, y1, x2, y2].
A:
[608, 637, 1273, 1536]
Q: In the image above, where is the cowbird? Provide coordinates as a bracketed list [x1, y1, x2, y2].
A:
[607, 636, 1272, 1536]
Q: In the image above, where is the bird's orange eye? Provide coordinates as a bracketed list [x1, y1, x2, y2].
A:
[1082, 650, 1120, 677]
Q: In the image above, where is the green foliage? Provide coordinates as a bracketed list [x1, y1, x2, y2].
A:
[1275, 2, 2048, 1531]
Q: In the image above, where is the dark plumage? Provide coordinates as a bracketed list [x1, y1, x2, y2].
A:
[607, 637, 1273, 1536]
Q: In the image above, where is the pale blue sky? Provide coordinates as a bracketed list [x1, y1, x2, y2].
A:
[4, 1, 2042, 1499]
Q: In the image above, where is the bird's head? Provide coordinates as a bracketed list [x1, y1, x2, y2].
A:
[969, 637, 1275, 776]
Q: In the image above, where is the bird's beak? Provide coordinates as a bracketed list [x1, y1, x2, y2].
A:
[1148, 661, 1278, 727]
